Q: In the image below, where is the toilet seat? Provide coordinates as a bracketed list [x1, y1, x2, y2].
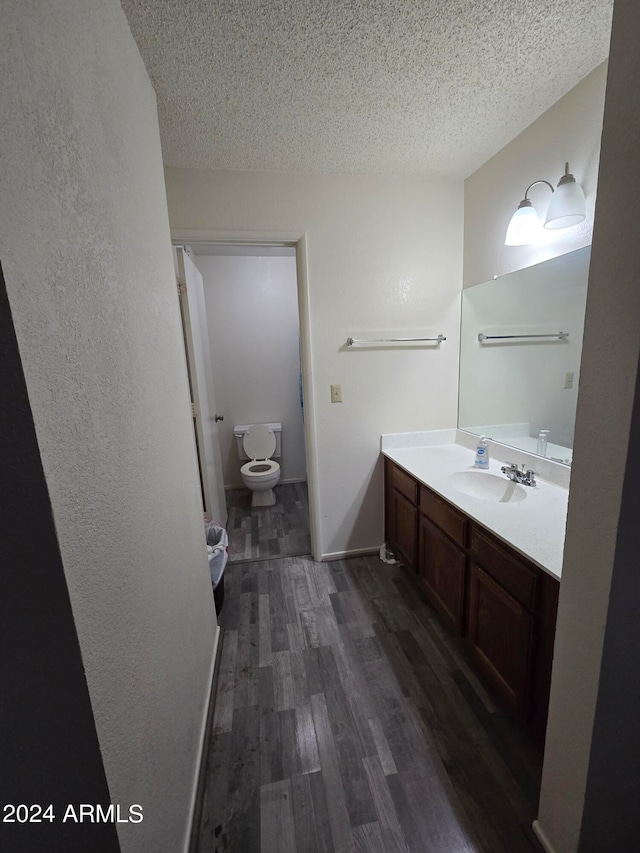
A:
[242, 424, 277, 461]
[237, 424, 281, 507]
[241, 459, 280, 478]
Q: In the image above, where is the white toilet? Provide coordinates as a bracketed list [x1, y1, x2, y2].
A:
[234, 423, 282, 507]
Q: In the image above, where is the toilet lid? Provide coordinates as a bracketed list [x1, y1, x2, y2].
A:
[243, 424, 276, 460]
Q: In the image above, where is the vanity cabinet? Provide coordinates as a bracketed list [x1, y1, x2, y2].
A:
[385, 458, 418, 572]
[418, 487, 468, 633]
[384, 457, 559, 746]
[468, 527, 537, 714]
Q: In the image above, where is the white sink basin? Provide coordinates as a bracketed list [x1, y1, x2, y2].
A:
[447, 470, 528, 503]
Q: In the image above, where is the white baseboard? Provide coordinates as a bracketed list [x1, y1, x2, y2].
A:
[532, 820, 558, 853]
[183, 624, 220, 853]
[321, 546, 382, 562]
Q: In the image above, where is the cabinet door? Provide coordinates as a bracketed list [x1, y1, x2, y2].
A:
[419, 515, 466, 633]
[530, 572, 560, 747]
[390, 490, 417, 572]
[468, 563, 534, 714]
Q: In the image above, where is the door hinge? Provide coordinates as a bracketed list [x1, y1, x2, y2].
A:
[177, 278, 186, 296]
[191, 402, 199, 419]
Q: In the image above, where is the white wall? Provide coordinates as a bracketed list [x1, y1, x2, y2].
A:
[195, 252, 307, 486]
[536, 3, 640, 850]
[463, 60, 608, 853]
[462, 23, 640, 853]
[166, 170, 464, 558]
[0, 3, 217, 852]
[464, 63, 608, 288]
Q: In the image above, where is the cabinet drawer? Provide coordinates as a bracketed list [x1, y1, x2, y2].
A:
[391, 465, 418, 504]
[471, 528, 538, 610]
[420, 486, 467, 548]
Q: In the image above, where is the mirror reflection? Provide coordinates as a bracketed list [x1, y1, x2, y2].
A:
[458, 247, 591, 465]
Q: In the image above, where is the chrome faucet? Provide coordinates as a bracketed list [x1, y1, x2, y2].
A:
[501, 463, 537, 487]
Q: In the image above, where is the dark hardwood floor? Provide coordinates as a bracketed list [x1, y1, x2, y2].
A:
[196, 553, 543, 852]
[225, 482, 311, 564]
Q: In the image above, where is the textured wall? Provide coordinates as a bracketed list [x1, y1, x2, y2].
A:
[0, 3, 217, 851]
[463, 13, 640, 852]
[195, 253, 307, 487]
[461, 54, 611, 853]
[464, 63, 608, 288]
[0, 264, 120, 852]
[536, 2, 640, 850]
[166, 170, 464, 558]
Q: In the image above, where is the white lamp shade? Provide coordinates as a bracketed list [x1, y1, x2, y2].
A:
[544, 180, 586, 230]
[505, 204, 541, 246]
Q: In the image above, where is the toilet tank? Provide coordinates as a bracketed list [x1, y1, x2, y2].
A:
[233, 423, 282, 460]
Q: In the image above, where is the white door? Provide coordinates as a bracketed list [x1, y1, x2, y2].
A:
[175, 247, 228, 525]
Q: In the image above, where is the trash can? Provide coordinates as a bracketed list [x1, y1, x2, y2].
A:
[205, 522, 229, 615]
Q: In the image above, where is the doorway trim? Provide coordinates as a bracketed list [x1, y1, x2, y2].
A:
[171, 228, 322, 562]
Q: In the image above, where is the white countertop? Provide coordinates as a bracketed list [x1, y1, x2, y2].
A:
[382, 431, 568, 580]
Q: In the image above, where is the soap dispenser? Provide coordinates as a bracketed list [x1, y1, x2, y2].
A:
[474, 436, 490, 469]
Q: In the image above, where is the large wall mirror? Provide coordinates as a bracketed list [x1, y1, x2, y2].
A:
[458, 246, 591, 465]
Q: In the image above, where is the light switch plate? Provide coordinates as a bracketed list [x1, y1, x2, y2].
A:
[331, 383, 343, 403]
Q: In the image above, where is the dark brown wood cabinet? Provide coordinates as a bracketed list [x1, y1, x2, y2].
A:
[390, 490, 417, 571]
[530, 570, 560, 745]
[467, 563, 534, 714]
[384, 456, 559, 747]
[468, 526, 539, 715]
[385, 457, 418, 572]
[418, 514, 466, 632]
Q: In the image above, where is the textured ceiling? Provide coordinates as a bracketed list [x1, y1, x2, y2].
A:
[121, 0, 613, 178]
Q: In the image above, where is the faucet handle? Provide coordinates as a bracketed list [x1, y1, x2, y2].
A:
[501, 463, 519, 480]
[525, 469, 537, 486]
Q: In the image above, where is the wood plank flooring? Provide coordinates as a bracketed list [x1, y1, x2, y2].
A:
[225, 482, 311, 564]
[197, 554, 543, 853]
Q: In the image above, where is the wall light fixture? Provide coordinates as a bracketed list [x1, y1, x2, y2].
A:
[505, 162, 586, 246]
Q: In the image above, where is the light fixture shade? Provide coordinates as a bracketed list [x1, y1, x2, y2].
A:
[505, 204, 541, 246]
[544, 164, 586, 230]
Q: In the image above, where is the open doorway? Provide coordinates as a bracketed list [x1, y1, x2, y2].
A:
[175, 237, 318, 563]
